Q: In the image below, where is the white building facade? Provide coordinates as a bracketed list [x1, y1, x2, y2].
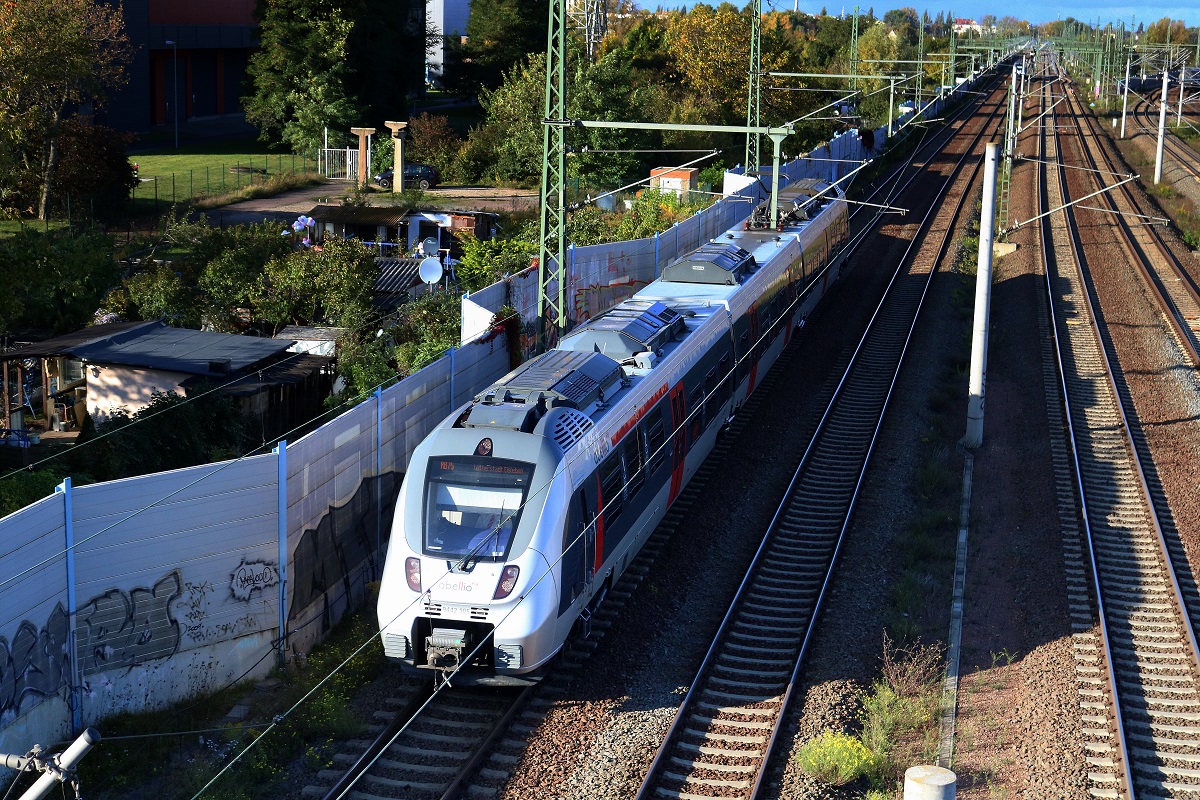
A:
[427, 0, 471, 84]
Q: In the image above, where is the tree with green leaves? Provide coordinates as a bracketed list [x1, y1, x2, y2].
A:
[256, 238, 377, 334]
[0, 229, 119, 337]
[245, 5, 359, 154]
[442, 0, 550, 94]
[198, 223, 296, 331]
[455, 226, 538, 291]
[245, 0, 427, 154]
[0, 0, 131, 220]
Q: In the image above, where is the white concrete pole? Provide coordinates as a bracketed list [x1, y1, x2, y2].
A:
[1120, 56, 1131, 138]
[1016, 59, 1026, 145]
[904, 765, 956, 799]
[963, 143, 1000, 449]
[1007, 67, 1018, 158]
[1177, 68, 1185, 126]
[888, 77, 896, 137]
[1155, 71, 1170, 184]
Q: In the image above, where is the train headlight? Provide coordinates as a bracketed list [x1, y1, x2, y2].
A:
[405, 557, 422, 592]
[493, 565, 520, 599]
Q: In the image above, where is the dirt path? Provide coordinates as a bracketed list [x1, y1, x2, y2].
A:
[205, 182, 538, 227]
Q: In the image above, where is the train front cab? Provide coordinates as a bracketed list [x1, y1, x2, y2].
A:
[377, 429, 567, 686]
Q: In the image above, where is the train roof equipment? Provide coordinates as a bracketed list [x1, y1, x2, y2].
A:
[660, 242, 756, 286]
[745, 177, 837, 230]
[558, 300, 687, 359]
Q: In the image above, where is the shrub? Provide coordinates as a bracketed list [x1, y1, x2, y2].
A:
[796, 730, 881, 785]
[0, 468, 65, 518]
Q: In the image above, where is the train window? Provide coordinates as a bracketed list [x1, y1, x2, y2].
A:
[423, 457, 533, 562]
[736, 331, 750, 384]
[718, 354, 732, 407]
[704, 367, 718, 417]
[599, 453, 624, 526]
[687, 387, 704, 445]
[623, 431, 645, 497]
[647, 409, 667, 473]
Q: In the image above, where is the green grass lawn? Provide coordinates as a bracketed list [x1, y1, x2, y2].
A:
[0, 219, 69, 237]
[130, 138, 320, 204]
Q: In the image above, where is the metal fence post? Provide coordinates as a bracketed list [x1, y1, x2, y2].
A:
[274, 441, 288, 667]
[56, 478, 81, 735]
[654, 232, 660, 276]
[448, 348, 456, 412]
[375, 387, 383, 564]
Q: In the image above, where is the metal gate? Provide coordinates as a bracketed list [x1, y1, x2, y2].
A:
[319, 147, 369, 181]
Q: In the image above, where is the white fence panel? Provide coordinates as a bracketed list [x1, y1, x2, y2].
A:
[380, 356, 452, 475]
[0, 493, 70, 760]
[69, 456, 278, 719]
[286, 399, 380, 650]
[568, 238, 658, 322]
[451, 334, 510, 408]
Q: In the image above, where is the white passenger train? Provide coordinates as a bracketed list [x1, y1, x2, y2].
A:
[377, 179, 850, 684]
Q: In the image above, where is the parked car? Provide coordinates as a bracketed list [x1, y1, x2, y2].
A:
[374, 163, 440, 190]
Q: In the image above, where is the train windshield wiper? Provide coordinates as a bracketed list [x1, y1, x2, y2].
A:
[454, 504, 513, 572]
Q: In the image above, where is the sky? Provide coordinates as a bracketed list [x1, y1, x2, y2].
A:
[636, 2, 1199, 28]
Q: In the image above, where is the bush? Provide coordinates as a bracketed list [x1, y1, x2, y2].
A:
[796, 731, 881, 785]
[0, 468, 65, 518]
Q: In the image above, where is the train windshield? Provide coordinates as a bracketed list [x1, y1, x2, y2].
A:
[424, 457, 534, 562]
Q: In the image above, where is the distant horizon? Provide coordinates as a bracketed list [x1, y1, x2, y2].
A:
[633, 2, 1199, 29]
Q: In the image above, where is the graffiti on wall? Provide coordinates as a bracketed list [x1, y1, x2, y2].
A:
[77, 571, 182, 676]
[0, 603, 70, 718]
[230, 559, 279, 602]
[174, 572, 267, 646]
[572, 276, 650, 323]
[289, 472, 399, 632]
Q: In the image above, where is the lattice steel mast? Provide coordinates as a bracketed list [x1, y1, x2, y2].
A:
[566, 0, 608, 58]
[745, 0, 763, 170]
[850, 6, 860, 90]
[538, 0, 569, 345]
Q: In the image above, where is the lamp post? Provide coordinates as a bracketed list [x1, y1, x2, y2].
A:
[165, 40, 178, 148]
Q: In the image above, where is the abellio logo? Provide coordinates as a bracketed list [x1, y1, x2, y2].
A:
[439, 579, 476, 592]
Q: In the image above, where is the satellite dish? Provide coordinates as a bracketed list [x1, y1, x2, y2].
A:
[419, 257, 444, 285]
[420, 236, 440, 257]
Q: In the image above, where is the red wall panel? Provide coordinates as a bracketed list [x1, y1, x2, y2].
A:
[149, 0, 255, 26]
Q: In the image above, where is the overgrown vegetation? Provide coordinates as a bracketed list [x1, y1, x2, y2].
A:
[797, 636, 944, 792]
[796, 731, 881, 785]
[0, 228, 121, 338]
[73, 608, 386, 800]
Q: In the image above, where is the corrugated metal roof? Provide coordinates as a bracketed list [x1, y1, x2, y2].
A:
[306, 204, 411, 226]
[61, 322, 294, 377]
[275, 325, 346, 342]
[375, 258, 423, 294]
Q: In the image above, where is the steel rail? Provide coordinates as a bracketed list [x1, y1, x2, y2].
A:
[1073, 96, 1200, 365]
[1043, 56, 1200, 800]
[1036, 65, 1137, 800]
[1129, 97, 1200, 183]
[635, 72, 1010, 800]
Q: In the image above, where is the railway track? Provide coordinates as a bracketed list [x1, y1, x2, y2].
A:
[303, 67, 1012, 800]
[1038, 57, 1200, 800]
[1128, 93, 1200, 185]
[633, 73, 1010, 800]
[302, 237, 834, 800]
[1060, 91, 1200, 364]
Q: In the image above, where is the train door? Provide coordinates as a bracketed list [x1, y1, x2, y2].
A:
[561, 489, 594, 616]
[747, 306, 762, 395]
[668, 382, 687, 505]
